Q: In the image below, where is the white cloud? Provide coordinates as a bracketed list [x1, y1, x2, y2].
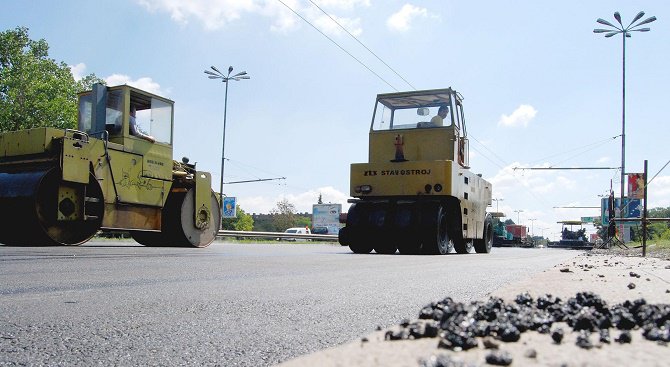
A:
[597, 156, 610, 163]
[317, 0, 370, 10]
[104, 74, 165, 96]
[137, 0, 256, 30]
[648, 175, 670, 208]
[313, 14, 362, 36]
[69, 63, 87, 81]
[498, 104, 538, 128]
[386, 4, 429, 32]
[136, 0, 368, 36]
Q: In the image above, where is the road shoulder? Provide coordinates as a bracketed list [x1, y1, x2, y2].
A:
[279, 251, 670, 367]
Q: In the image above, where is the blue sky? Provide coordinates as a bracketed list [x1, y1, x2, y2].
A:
[2, 0, 668, 240]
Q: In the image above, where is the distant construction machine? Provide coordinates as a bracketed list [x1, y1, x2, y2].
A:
[0, 84, 220, 247]
[548, 220, 593, 250]
[338, 88, 493, 255]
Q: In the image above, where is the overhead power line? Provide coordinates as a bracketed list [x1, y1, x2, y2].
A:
[513, 167, 619, 171]
[528, 135, 619, 166]
[277, 0, 399, 91]
[648, 159, 670, 185]
[307, 0, 417, 90]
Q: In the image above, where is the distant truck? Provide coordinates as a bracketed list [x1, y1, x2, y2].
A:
[506, 224, 528, 243]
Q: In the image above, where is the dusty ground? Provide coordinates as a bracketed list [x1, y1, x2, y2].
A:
[278, 249, 670, 367]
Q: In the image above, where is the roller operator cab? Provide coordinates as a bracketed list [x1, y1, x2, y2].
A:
[338, 88, 493, 255]
[0, 84, 220, 247]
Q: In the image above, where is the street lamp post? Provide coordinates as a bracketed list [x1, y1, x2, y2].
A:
[204, 65, 251, 228]
[492, 198, 504, 212]
[594, 11, 656, 240]
[528, 218, 537, 237]
[514, 209, 524, 225]
[541, 227, 549, 238]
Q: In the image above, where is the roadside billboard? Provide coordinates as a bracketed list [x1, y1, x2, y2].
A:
[600, 197, 642, 226]
[222, 197, 237, 218]
[312, 204, 342, 235]
[628, 173, 645, 200]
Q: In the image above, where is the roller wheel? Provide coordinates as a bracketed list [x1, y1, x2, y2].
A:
[131, 188, 220, 247]
[396, 203, 421, 255]
[370, 204, 396, 254]
[420, 202, 452, 255]
[0, 168, 103, 246]
[344, 203, 373, 254]
[474, 214, 493, 254]
[453, 239, 473, 254]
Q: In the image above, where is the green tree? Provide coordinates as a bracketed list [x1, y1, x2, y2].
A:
[0, 26, 103, 132]
[270, 199, 297, 231]
[221, 206, 254, 231]
[648, 206, 670, 218]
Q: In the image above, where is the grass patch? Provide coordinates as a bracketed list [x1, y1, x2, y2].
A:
[629, 238, 670, 250]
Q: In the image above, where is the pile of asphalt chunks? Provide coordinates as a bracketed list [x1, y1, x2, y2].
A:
[385, 291, 669, 366]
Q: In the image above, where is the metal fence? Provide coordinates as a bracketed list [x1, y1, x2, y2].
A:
[217, 230, 338, 242]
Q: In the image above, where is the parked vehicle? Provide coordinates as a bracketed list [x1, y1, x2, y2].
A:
[282, 227, 311, 241]
[311, 226, 329, 235]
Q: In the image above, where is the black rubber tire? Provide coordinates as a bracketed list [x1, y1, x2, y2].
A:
[345, 203, 374, 254]
[474, 214, 493, 254]
[421, 203, 452, 255]
[453, 239, 472, 254]
[370, 204, 396, 254]
[396, 203, 421, 255]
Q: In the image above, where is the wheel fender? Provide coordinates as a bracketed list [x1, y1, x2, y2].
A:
[194, 171, 213, 229]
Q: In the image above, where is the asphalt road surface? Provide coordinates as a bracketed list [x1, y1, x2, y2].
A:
[0, 241, 581, 366]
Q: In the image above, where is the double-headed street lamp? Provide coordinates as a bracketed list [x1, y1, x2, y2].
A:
[204, 65, 251, 227]
[514, 209, 524, 225]
[492, 198, 504, 212]
[593, 11, 656, 237]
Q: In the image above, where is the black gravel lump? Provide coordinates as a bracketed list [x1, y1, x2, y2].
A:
[599, 328, 611, 344]
[485, 350, 513, 366]
[419, 353, 477, 367]
[576, 330, 594, 349]
[385, 291, 669, 352]
[551, 328, 564, 344]
[438, 330, 478, 351]
[616, 330, 632, 344]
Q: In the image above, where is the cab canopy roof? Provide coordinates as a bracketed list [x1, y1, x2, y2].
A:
[376, 88, 460, 109]
[557, 220, 584, 225]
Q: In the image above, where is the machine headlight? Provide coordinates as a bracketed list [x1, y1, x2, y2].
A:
[358, 185, 372, 194]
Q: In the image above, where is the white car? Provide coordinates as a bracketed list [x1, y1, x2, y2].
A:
[282, 227, 311, 241]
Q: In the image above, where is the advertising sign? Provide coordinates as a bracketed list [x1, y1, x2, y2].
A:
[312, 204, 342, 235]
[601, 197, 642, 227]
[628, 173, 645, 199]
[222, 197, 237, 218]
[580, 217, 595, 224]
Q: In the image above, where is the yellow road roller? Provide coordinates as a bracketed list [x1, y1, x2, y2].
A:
[339, 88, 493, 255]
[0, 84, 219, 247]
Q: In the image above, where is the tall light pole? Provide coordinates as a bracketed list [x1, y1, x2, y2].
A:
[514, 209, 524, 225]
[541, 227, 549, 238]
[204, 65, 251, 227]
[492, 198, 504, 212]
[528, 218, 537, 237]
[594, 11, 656, 240]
